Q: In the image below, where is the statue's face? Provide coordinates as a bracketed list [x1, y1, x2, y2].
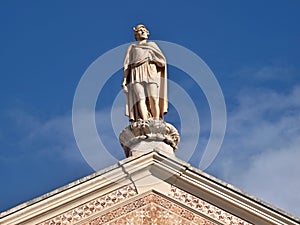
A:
[135, 27, 149, 41]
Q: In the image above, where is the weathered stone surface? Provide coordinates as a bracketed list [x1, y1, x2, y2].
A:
[1, 151, 299, 225]
[38, 185, 137, 225]
[122, 24, 168, 122]
[86, 193, 218, 225]
[119, 120, 180, 157]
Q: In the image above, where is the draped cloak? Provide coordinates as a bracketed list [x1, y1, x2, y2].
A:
[123, 41, 168, 121]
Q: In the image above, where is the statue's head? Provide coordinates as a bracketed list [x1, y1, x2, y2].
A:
[133, 24, 150, 41]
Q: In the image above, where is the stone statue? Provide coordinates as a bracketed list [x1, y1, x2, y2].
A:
[119, 24, 179, 158]
[122, 24, 168, 122]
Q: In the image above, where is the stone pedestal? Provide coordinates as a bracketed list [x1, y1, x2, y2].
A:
[119, 120, 180, 157]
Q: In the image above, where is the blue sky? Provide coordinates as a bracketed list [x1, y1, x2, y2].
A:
[1, 0, 300, 217]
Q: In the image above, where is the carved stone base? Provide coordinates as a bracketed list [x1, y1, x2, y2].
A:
[119, 120, 180, 157]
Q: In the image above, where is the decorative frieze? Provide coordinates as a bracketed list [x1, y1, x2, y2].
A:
[169, 186, 253, 225]
[87, 193, 216, 225]
[38, 185, 253, 225]
[38, 185, 137, 225]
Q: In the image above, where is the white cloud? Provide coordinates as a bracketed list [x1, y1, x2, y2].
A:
[241, 138, 300, 216]
[2, 107, 124, 167]
[2, 77, 300, 217]
[3, 110, 81, 163]
[236, 65, 296, 83]
[213, 85, 300, 216]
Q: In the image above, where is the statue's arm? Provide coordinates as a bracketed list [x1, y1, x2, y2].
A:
[122, 45, 132, 93]
[122, 69, 129, 93]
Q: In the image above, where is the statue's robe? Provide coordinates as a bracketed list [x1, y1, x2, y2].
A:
[123, 41, 168, 121]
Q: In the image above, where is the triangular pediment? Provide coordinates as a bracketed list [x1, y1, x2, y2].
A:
[1, 150, 299, 225]
[79, 191, 219, 225]
[33, 189, 250, 225]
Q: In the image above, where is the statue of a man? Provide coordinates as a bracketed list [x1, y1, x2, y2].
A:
[122, 24, 168, 122]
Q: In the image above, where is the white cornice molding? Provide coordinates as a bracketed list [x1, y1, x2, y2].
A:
[1, 150, 299, 225]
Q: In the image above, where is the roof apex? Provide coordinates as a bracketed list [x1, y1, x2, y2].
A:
[1, 150, 299, 225]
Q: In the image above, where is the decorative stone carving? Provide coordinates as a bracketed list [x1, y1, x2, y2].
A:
[119, 24, 180, 157]
[122, 24, 168, 122]
[38, 185, 137, 225]
[86, 193, 217, 225]
[38, 185, 253, 225]
[169, 186, 253, 225]
[119, 120, 180, 157]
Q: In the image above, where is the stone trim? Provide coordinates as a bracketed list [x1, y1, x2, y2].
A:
[37, 178, 252, 225]
[119, 120, 180, 157]
[38, 185, 137, 225]
[85, 193, 217, 225]
[169, 186, 252, 225]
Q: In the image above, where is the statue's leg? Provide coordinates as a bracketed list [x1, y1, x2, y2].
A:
[148, 83, 160, 120]
[133, 82, 148, 121]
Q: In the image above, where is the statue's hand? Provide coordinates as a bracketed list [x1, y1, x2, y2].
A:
[122, 83, 128, 93]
